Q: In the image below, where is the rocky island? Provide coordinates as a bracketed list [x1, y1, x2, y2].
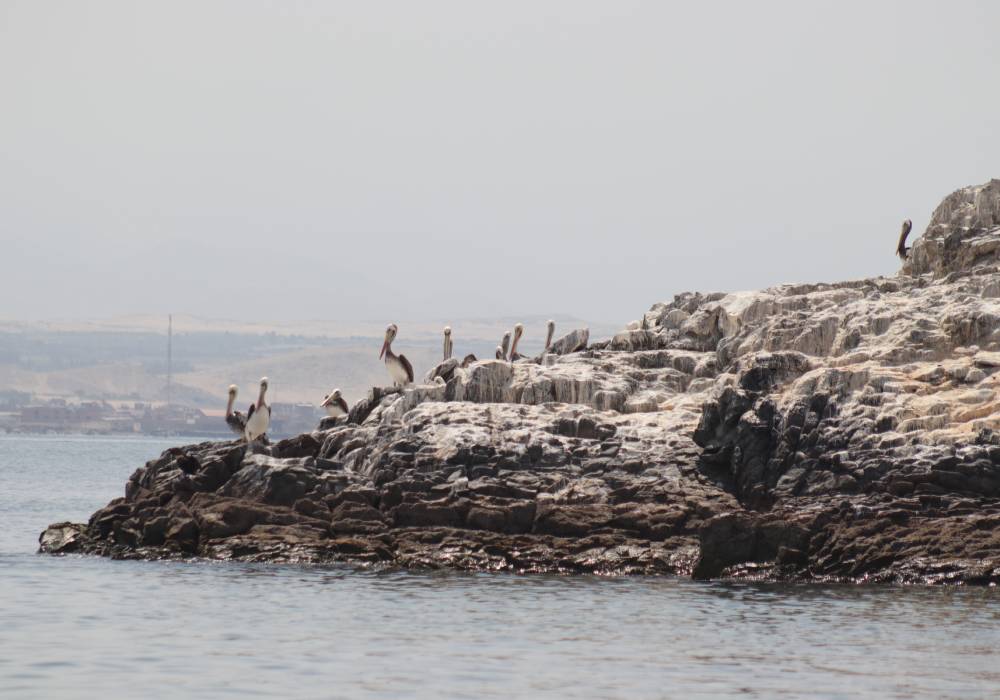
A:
[40, 181, 1000, 585]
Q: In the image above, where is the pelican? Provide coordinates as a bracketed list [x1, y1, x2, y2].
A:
[461, 353, 477, 368]
[225, 384, 247, 438]
[499, 331, 511, 361]
[380, 323, 414, 387]
[896, 219, 913, 260]
[495, 345, 504, 360]
[321, 388, 349, 418]
[244, 377, 271, 442]
[544, 319, 555, 352]
[509, 323, 525, 361]
[443, 326, 453, 361]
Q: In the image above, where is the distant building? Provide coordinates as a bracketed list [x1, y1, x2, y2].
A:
[19, 404, 76, 431]
[0, 390, 30, 411]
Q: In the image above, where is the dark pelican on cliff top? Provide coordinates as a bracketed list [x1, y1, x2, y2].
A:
[896, 219, 913, 260]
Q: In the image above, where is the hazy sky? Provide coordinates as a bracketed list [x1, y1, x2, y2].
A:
[2, 1, 999, 325]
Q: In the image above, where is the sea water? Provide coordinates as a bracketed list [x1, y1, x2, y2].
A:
[2, 434, 999, 699]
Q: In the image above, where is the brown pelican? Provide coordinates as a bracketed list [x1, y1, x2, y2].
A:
[509, 323, 526, 361]
[544, 319, 555, 352]
[461, 353, 477, 368]
[380, 323, 414, 387]
[321, 388, 349, 418]
[443, 326, 453, 361]
[495, 345, 504, 360]
[244, 377, 271, 442]
[225, 384, 247, 437]
[499, 331, 511, 361]
[896, 219, 913, 260]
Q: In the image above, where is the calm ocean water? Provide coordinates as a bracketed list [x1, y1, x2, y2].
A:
[2, 434, 999, 699]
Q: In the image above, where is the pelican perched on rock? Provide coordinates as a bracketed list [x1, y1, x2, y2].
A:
[544, 319, 555, 352]
[321, 388, 349, 418]
[509, 323, 526, 361]
[499, 331, 511, 361]
[442, 326, 453, 361]
[896, 219, 913, 260]
[244, 377, 271, 442]
[225, 385, 247, 438]
[380, 323, 414, 387]
[534, 320, 558, 364]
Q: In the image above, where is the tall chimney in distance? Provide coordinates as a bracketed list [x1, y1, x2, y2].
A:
[166, 314, 173, 407]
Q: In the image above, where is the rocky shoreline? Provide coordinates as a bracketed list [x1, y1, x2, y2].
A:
[40, 181, 1000, 584]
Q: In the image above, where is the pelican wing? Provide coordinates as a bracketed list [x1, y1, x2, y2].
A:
[226, 410, 247, 434]
[399, 353, 415, 383]
[247, 403, 255, 421]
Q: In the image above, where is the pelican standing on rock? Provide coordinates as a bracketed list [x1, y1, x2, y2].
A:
[499, 331, 511, 361]
[544, 319, 555, 352]
[509, 323, 525, 361]
[443, 326, 453, 361]
[225, 384, 247, 438]
[896, 219, 913, 260]
[380, 323, 414, 387]
[244, 377, 271, 442]
[321, 388, 349, 418]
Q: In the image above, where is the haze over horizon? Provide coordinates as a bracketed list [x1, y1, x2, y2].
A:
[3, 1, 999, 325]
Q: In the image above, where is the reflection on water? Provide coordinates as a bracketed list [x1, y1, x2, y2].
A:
[1, 435, 999, 699]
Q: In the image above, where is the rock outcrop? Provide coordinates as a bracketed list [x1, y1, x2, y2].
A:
[41, 181, 1000, 584]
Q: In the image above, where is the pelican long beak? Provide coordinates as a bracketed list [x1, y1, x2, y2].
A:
[379, 339, 388, 359]
[321, 395, 331, 407]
